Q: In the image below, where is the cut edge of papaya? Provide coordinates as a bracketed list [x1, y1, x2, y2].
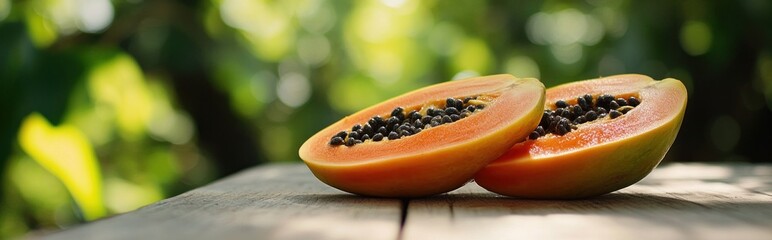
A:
[475, 74, 687, 199]
[300, 74, 545, 165]
[299, 74, 545, 197]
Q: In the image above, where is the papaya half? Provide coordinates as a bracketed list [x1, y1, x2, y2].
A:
[299, 74, 545, 197]
[474, 74, 688, 199]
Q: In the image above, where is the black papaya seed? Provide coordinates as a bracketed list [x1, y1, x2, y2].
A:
[609, 109, 622, 119]
[572, 105, 584, 116]
[557, 125, 568, 135]
[442, 115, 453, 123]
[559, 118, 571, 126]
[529, 131, 540, 140]
[429, 109, 441, 116]
[618, 106, 634, 114]
[378, 126, 388, 135]
[535, 126, 546, 136]
[330, 136, 344, 145]
[539, 112, 551, 127]
[362, 123, 373, 135]
[421, 116, 432, 124]
[616, 98, 627, 107]
[391, 107, 405, 119]
[574, 116, 586, 124]
[368, 117, 380, 128]
[401, 130, 411, 137]
[387, 116, 400, 127]
[445, 107, 459, 115]
[556, 100, 568, 108]
[597, 94, 614, 108]
[628, 97, 640, 107]
[372, 133, 384, 141]
[335, 131, 347, 139]
[446, 98, 456, 108]
[388, 131, 399, 140]
[548, 118, 559, 132]
[577, 97, 589, 111]
[555, 108, 565, 116]
[560, 108, 572, 118]
[425, 108, 435, 116]
[524, 91, 640, 139]
[412, 111, 423, 121]
[583, 94, 593, 106]
[414, 120, 424, 129]
[348, 131, 360, 140]
[585, 111, 598, 121]
[609, 101, 620, 110]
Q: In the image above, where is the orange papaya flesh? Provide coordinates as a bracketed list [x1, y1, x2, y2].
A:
[299, 74, 545, 197]
[474, 74, 687, 199]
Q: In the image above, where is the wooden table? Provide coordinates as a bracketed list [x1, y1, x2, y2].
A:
[41, 163, 772, 240]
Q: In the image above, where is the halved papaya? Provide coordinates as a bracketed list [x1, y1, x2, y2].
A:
[474, 74, 687, 199]
[299, 74, 545, 197]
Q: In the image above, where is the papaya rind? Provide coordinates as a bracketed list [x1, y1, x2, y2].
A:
[300, 75, 545, 197]
[474, 75, 687, 199]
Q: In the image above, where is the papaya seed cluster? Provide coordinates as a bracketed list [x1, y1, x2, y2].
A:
[528, 94, 641, 140]
[330, 97, 486, 146]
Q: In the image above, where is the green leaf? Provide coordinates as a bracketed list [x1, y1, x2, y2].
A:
[18, 113, 105, 220]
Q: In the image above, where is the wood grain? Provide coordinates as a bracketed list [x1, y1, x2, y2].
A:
[40, 163, 772, 240]
[41, 164, 403, 240]
[402, 163, 772, 240]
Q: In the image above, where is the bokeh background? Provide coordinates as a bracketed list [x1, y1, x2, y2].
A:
[1, 0, 771, 237]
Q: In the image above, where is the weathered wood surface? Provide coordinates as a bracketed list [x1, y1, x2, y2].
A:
[42, 163, 772, 240]
[41, 164, 403, 240]
[403, 163, 772, 240]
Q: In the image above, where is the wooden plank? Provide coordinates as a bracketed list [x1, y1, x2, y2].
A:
[402, 163, 772, 240]
[42, 164, 403, 240]
[643, 163, 772, 196]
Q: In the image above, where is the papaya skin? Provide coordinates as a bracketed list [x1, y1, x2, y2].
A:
[474, 75, 687, 199]
[300, 75, 545, 197]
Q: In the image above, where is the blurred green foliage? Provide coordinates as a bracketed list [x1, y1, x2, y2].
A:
[1, 0, 771, 238]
